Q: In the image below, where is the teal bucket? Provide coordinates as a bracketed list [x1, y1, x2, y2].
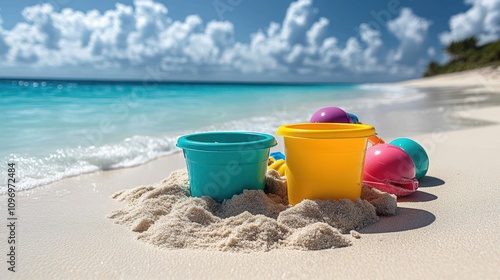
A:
[176, 132, 277, 201]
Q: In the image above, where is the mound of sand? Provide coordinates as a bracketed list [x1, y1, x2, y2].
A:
[108, 169, 396, 252]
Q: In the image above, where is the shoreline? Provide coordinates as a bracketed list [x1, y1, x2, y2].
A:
[1, 70, 499, 278]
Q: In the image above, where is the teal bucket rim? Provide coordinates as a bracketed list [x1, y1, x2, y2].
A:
[176, 132, 277, 152]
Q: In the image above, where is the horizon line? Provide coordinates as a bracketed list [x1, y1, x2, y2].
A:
[0, 76, 362, 87]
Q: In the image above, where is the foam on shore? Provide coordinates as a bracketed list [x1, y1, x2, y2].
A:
[108, 169, 397, 252]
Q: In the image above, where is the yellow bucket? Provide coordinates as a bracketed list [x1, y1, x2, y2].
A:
[276, 123, 375, 205]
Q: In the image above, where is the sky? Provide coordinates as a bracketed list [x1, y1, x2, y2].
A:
[0, 0, 499, 82]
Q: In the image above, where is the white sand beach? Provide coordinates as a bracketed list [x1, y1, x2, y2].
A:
[398, 66, 500, 92]
[1, 68, 500, 279]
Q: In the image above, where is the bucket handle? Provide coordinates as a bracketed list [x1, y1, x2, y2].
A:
[368, 135, 385, 146]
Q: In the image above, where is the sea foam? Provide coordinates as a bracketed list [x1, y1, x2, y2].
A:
[0, 135, 177, 193]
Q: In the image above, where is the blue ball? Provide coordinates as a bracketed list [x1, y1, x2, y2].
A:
[347, 113, 360, 124]
[390, 138, 429, 180]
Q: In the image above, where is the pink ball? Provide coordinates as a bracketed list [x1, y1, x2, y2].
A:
[310, 107, 351, 123]
[363, 144, 418, 196]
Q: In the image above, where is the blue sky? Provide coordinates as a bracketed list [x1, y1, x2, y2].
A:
[0, 0, 499, 82]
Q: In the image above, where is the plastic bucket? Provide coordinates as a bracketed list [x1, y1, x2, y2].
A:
[276, 123, 375, 205]
[176, 132, 277, 201]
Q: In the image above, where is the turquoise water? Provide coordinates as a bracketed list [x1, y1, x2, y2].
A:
[1, 80, 363, 152]
[0, 79, 433, 191]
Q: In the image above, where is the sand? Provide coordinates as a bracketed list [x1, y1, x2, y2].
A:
[1, 69, 499, 279]
[108, 169, 396, 252]
[398, 66, 500, 92]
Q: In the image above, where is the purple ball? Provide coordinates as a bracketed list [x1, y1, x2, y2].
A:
[310, 107, 351, 123]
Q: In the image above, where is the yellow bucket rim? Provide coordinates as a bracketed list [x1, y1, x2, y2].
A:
[277, 123, 375, 139]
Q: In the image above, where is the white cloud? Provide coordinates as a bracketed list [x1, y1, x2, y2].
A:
[206, 21, 234, 49]
[0, 0, 434, 82]
[22, 4, 61, 50]
[387, 8, 432, 65]
[0, 15, 8, 56]
[307, 17, 328, 46]
[359, 23, 383, 70]
[280, 0, 315, 45]
[388, 8, 431, 44]
[440, 0, 500, 45]
[427, 47, 436, 57]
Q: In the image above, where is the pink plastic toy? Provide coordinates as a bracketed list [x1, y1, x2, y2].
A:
[363, 144, 418, 196]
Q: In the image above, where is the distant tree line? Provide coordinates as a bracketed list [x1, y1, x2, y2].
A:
[424, 36, 500, 77]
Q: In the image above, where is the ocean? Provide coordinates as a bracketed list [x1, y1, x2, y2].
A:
[0, 79, 495, 192]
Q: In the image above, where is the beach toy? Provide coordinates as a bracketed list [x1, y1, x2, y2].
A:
[277, 123, 375, 205]
[390, 138, 429, 180]
[311, 107, 385, 146]
[268, 152, 286, 175]
[363, 144, 418, 196]
[347, 113, 360, 124]
[177, 132, 276, 201]
[310, 107, 360, 125]
[270, 151, 286, 161]
[368, 135, 386, 145]
[268, 159, 286, 176]
[268, 156, 276, 165]
[310, 107, 351, 123]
